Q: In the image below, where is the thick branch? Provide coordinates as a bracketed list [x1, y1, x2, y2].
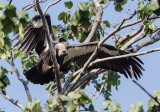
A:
[0, 91, 25, 111]
[84, 0, 103, 43]
[44, 0, 61, 14]
[6, 59, 32, 102]
[36, 0, 62, 93]
[132, 30, 160, 52]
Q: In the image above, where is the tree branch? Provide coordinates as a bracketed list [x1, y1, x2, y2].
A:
[0, 91, 25, 111]
[36, 0, 62, 93]
[6, 59, 32, 102]
[44, 0, 61, 14]
[120, 26, 146, 50]
[8, 0, 13, 5]
[132, 29, 160, 52]
[84, 0, 103, 43]
[117, 25, 144, 45]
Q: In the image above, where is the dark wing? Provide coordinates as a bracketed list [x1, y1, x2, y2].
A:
[62, 42, 144, 79]
[24, 50, 55, 85]
[14, 14, 58, 55]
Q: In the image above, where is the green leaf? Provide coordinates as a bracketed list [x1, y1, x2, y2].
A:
[128, 102, 144, 112]
[138, 1, 144, 7]
[143, 6, 153, 16]
[0, 10, 6, 20]
[99, 0, 109, 4]
[81, 94, 90, 104]
[89, 104, 94, 112]
[67, 101, 76, 112]
[149, 0, 160, 11]
[115, 4, 123, 12]
[0, 38, 4, 48]
[68, 92, 81, 99]
[2, 88, 6, 95]
[65, 1, 73, 9]
[0, 2, 7, 8]
[154, 90, 159, 96]
[102, 100, 111, 106]
[45, 83, 51, 90]
[78, 2, 89, 11]
[103, 20, 110, 28]
[2, 76, 10, 85]
[143, 20, 150, 26]
[149, 24, 156, 31]
[76, 31, 86, 43]
[17, 10, 28, 19]
[4, 6, 16, 18]
[26, 98, 42, 112]
[52, 25, 60, 37]
[58, 12, 65, 20]
[58, 95, 68, 101]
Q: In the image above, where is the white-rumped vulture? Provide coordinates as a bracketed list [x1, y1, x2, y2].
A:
[14, 14, 144, 85]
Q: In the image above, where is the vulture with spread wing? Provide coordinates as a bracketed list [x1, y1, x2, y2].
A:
[14, 14, 144, 85]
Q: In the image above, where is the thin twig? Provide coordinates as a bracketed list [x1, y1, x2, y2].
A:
[44, 0, 61, 14]
[8, 0, 13, 5]
[0, 91, 25, 111]
[94, 84, 104, 100]
[6, 59, 32, 102]
[36, 0, 62, 93]
[130, 66, 160, 105]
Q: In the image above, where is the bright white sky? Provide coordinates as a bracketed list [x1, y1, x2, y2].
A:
[0, 0, 160, 111]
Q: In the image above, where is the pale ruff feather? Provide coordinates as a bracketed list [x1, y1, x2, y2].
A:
[33, 19, 43, 28]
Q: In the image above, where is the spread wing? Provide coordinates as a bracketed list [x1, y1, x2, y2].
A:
[24, 50, 55, 85]
[14, 14, 58, 55]
[62, 42, 144, 79]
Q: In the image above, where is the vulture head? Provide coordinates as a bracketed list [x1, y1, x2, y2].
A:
[55, 43, 68, 57]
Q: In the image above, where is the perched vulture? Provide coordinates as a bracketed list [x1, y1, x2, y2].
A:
[14, 14, 144, 85]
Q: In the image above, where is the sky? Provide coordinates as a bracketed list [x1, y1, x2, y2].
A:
[0, 0, 160, 112]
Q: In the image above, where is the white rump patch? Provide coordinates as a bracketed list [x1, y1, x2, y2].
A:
[33, 19, 43, 28]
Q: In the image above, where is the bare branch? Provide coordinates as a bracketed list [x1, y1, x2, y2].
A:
[6, 59, 32, 102]
[132, 29, 160, 52]
[120, 26, 146, 50]
[130, 66, 160, 105]
[36, 0, 62, 93]
[117, 25, 144, 45]
[94, 84, 104, 100]
[44, 0, 61, 14]
[103, 1, 110, 9]
[8, 0, 13, 5]
[84, 0, 103, 43]
[22, 0, 48, 11]
[0, 91, 25, 111]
